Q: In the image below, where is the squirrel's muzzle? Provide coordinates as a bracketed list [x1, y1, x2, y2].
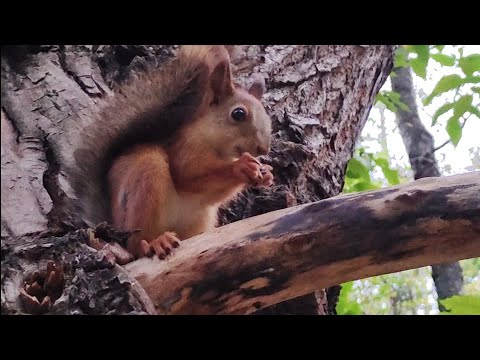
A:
[256, 145, 270, 156]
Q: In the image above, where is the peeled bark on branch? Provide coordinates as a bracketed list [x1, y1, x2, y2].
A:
[126, 172, 480, 315]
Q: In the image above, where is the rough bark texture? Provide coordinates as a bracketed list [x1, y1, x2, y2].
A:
[391, 66, 464, 308]
[126, 173, 480, 315]
[1, 227, 156, 315]
[1, 45, 395, 315]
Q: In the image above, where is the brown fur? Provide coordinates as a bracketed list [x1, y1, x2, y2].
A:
[72, 45, 272, 259]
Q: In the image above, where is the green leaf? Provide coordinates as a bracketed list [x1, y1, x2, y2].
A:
[459, 54, 480, 76]
[374, 157, 400, 185]
[410, 58, 427, 79]
[337, 282, 362, 315]
[376, 92, 397, 113]
[343, 177, 380, 193]
[435, 45, 445, 52]
[472, 86, 480, 94]
[344, 155, 381, 193]
[410, 45, 430, 79]
[346, 158, 371, 180]
[411, 45, 430, 59]
[468, 105, 480, 119]
[432, 102, 454, 125]
[431, 53, 455, 67]
[453, 95, 473, 118]
[394, 47, 409, 68]
[396, 100, 409, 112]
[446, 116, 462, 146]
[440, 295, 480, 315]
[423, 74, 464, 105]
[376, 91, 409, 112]
[354, 180, 380, 192]
[465, 76, 480, 84]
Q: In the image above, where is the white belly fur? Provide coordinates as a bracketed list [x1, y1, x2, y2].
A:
[164, 191, 218, 239]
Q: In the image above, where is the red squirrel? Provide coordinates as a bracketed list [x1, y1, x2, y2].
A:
[72, 45, 273, 261]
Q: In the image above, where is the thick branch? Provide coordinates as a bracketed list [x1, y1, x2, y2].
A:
[126, 172, 480, 315]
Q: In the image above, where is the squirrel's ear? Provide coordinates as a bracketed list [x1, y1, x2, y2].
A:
[224, 45, 242, 60]
[210, 60, 234, 104]
[248, 76, 266, 100]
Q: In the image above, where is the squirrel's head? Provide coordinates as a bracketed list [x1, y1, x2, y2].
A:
[195, 60, 272, 161]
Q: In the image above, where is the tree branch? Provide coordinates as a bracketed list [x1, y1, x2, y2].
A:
[432, 138, 453, 153]
[126, 172, 480, 315]
[432, 116, 470, 153]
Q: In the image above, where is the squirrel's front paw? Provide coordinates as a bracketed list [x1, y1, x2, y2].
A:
[139, 232, 180, 260]
[258, 164, 274, 188]
[233, 152, 274, 188]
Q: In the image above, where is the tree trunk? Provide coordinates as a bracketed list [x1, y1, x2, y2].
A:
[1, 45, 395, 315]
[391, 66, 464, 310]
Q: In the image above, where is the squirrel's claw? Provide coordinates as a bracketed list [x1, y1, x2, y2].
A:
[139, 232, 181, 260]
[234, 153, 274, 188]
[257, 165, 274, 188]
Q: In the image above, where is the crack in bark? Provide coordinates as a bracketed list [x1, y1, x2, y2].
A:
[90, 76, 109, 97]
[0, 106, 21, 144]
[41, 134, 71, 230]
[1, 220, 14, 241]
[58, 46, 101, 99]
[268, 69, 320, 90]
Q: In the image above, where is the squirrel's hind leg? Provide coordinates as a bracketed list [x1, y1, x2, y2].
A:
[108, 145, 179, 259]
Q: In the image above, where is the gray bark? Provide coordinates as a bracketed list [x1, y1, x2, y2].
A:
[1, 45, 395, 315]
[391, 66, 464, 308]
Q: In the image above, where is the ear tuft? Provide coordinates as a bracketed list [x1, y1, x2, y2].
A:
[210, 60, 234, 104]
[248, 76, 266, 100]
[224, 45, 243, 61]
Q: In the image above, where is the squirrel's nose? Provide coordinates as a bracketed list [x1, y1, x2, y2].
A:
[256, 145, 270, 156]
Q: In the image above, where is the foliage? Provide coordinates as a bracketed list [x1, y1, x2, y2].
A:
[336, 282, 362, 315]
[440, 295, 480, 315]
[383, 45, 480, 148]
[460, 258, 480, 295]
[339, 45, 480, 315]
[342, 268, 438, 315]
[343, 148, 402, 193]
[376, 91, 409, 113]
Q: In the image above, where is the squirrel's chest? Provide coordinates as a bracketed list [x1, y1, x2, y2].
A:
[166, 193, 218, 239]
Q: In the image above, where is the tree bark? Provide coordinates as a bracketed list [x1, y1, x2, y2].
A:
[391, 66, 464, 309]
[1, 45, 395, 315]
[125, 173, 479, 315]
[1, 227, 156, 315]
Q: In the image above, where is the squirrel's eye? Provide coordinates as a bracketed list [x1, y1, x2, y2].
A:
[231, 107, 246, 122]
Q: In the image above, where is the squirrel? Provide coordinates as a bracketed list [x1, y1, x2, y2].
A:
[72, 45, 274, 261]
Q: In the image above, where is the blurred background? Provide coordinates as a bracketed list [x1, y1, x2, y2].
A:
[338, 45, 479, 315]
